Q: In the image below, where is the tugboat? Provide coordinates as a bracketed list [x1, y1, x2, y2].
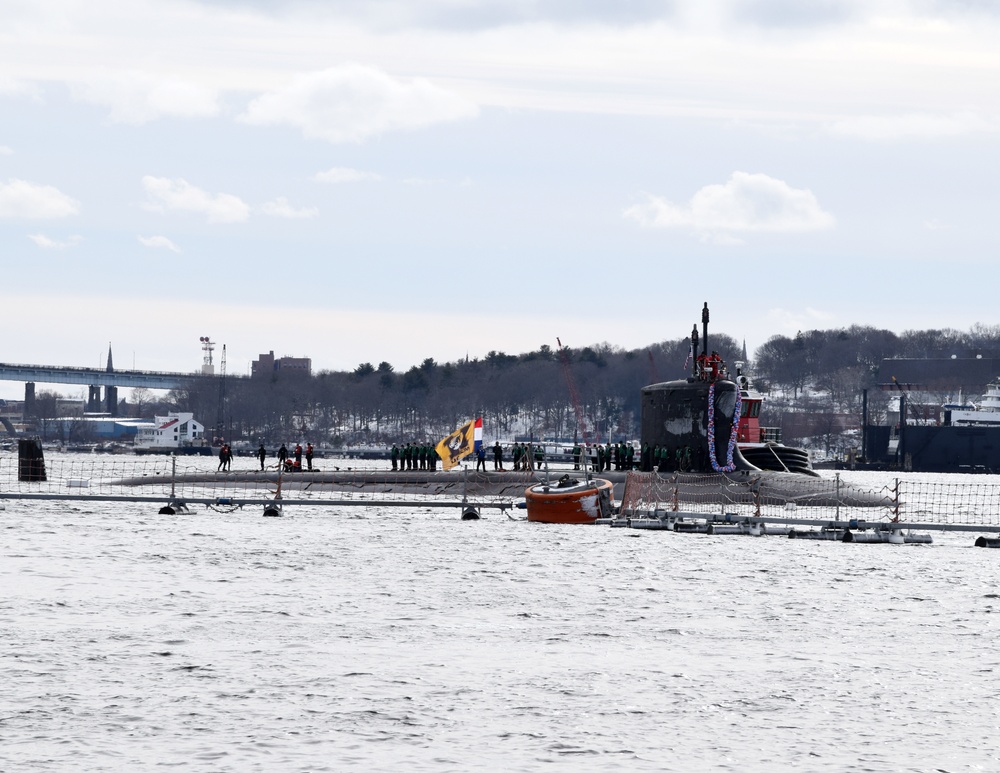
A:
[730, 364, 815, 475]
[641, 303, 816, 476]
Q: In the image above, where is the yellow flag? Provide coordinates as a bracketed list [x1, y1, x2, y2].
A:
[436, 420, 476, 471]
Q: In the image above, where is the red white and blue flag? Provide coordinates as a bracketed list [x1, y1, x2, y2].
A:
[473, 417, 483, 453]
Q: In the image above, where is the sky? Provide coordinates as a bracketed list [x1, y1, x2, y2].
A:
[2, 0, 999, 400]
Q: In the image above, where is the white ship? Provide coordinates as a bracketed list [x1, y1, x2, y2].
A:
[943, 382, 1000, 426]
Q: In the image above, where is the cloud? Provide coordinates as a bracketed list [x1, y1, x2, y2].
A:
[259, 197, 318, 219]
[402, 175, 473, 187]
[28, 234, 83, 249]
[827, 111, 999, 141]
[0, 179, 80, 219]
[141, 176, 250, 223]
[380, 0, 680, 29]
[0, 146, 12, 155]
[731, 0, 858, 28]
[0, 78, 41, 100]
[624, 171, 835, 242]
[193, 0, 680, 29]
[313, 166, 382, 183]
[138, 235, 182, 253]
[72, 70, 221, 124]
[239, 64, 479, 143]
[766, 306, 836, 333]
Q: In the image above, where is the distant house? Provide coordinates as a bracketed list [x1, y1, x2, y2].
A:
[251, 350, 312, 378]
[135, 412, 207, 450]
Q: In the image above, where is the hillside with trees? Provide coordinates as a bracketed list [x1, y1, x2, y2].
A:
[21, 323, 998, 452]
[121, 322, 1000, 455]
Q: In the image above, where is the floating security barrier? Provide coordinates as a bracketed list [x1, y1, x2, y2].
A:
[262, 503, 283, 518]
[788, 528, 932, 543]
[628, 517, 674, 530]
[674, 521, 711, 534]
[158, 501, 191, 515]
[974, 536, 1000, 548]
[788, 528, 847, 540]
[461, 506, 481, 520]
[842, 529, 932, 544]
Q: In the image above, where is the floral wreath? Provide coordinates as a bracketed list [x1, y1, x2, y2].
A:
[707, 382, 742, 473]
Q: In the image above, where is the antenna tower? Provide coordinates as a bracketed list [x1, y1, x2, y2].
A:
[199, 336, 215, 375]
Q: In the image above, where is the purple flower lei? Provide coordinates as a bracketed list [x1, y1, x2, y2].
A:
[707, 382, 742, 473]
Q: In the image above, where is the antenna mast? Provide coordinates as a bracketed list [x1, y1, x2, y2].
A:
[199, 336, 215, 375]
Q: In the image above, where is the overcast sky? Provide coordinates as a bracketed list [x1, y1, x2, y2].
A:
[2, 0, 999, 399]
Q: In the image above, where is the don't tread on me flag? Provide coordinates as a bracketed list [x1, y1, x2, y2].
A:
[435, 419, 478, 471]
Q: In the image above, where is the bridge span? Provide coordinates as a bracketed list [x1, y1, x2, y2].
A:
[0, 362, 220, 390]
[0, 362, 242, 417]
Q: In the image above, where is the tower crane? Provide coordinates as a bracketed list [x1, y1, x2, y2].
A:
[216, 344, 227, 442]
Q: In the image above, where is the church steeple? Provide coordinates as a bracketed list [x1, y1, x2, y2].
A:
[106, 343, 114, 373]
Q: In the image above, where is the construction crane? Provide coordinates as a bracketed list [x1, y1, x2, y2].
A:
[556, 337, 590, 444]
[647, 348, 659, 384]
[216, 344, 227, 442]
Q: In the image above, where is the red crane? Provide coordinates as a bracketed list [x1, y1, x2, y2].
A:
[557, 337, 590, 443]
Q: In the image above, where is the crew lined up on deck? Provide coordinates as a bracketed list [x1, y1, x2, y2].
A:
[389, 443, 440, 471]
[213, 441, 317, 472]
[571, 441, 636, 472]
[220, 438, 697, 474]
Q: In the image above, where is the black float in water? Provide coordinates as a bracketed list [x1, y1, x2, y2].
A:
[974, 536, 1000, 548]
[18, 437, 47, 482]
[263, 504, 283, 518]
[461, 507, 480, 520]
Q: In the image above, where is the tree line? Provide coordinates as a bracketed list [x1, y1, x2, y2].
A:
[28, 322, 1000, 448]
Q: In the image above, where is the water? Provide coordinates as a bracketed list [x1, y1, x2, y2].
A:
[4, 465, 1000, 771]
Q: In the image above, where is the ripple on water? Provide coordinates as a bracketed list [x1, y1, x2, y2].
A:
[4, 482, 1000, 771]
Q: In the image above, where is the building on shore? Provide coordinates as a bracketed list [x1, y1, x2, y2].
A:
[251, 351, 312, 378]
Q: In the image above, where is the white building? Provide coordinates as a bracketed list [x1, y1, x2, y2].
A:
[135, 412, 207, 451]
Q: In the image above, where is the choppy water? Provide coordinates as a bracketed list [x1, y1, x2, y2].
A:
[3, 462, 1000, 771]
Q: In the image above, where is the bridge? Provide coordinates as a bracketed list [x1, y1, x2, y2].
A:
[0, 361, 235, 417]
